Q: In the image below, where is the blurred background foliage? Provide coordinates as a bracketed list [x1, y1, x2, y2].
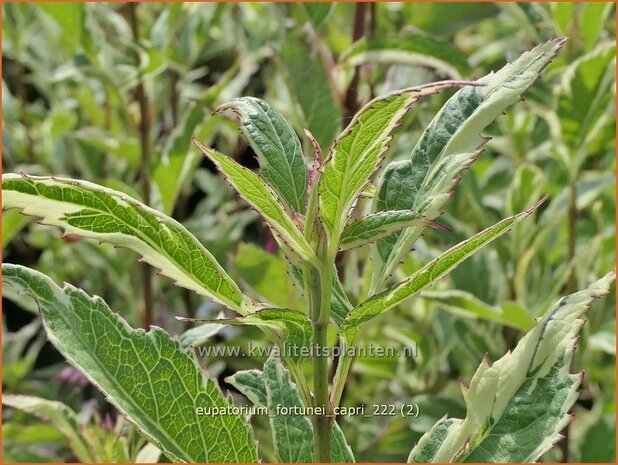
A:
[2, 2, 616, 462]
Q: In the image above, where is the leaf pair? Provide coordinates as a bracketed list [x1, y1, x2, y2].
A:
[317, 81, 474, 247]
[371, 38, 567, 290]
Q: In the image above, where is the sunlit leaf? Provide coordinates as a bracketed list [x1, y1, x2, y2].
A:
[319, 81, 468, 243]
[215, 97, 308, 213]
[2, 264, 259, 463]
[373, 39, 565, 289]
[2, 173, 250, 314]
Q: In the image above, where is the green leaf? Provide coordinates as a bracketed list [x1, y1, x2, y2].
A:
[373, 39, 565, 288]
[558, 42, 615, 155]
[2, 394, 93, 463]
[264, 355, 314, 462]
[579, 3, 614, 52]
[37, 3, 85, 51]
[280, 30, 341, 149]
[2, 209, 30, 250]
[319, 81, 468, 243]
[228, 357, 355, 463]
[152, 104, 206, 214]
[233, 242, 303, 309]
[342, 201, 544, 345]
[193, 138, 316, 264]
[215, 97, 308, 213]
[340, 210, 443, 251]
[2, 173, 249, 314]
[300, 3, 334, 27]
[420, 290, 535, 331]
[402, 2, 498, 36]
[408, 271, 616, 463]
[2, 264, 258, 463]
[339, 34, 470, 79]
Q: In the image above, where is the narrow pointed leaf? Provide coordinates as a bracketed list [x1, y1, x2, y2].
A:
[2, 394, 93, 463]
[340, 210, 443, 251]
[373, 38, 565, 287]
[193, 138, 316, 263]
[2, 264, 258, 463]
[318, 81, 471, 242]
[408, 271, 616, 463]
[343, 201, 544, 345]
[215, 97, 308, 213]
[2, 173, 249, 314]
[228, 357, 355, 463]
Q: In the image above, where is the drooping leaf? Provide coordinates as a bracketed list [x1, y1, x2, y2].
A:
[342, 201, 544, 345]
[319, 81, 469, 243]
[340, 210, 445, 251]
[2, 394, 93, 463]
[372, 39, 566, 288]
[408, 271, 615, 463]
[420, 290, 535, 331]
[2, 264, 258, 463]
[339, 34, 470, 79]
[1, 173, 250, 314]
[228, 356, 355, 463]
[193, 138, 316, 264]
[214, 97, 308, 213]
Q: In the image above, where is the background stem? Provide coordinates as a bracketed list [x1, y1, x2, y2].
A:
[128, 2, 153, 328]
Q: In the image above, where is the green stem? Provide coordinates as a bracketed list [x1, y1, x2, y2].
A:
[307, 243, 334, 462]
